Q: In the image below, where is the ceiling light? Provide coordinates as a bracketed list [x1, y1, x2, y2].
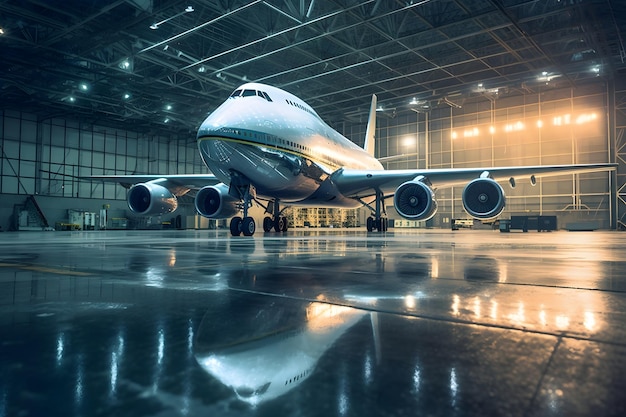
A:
[79, 82, 89, 91]
[149, 6, 195, 30]
[164, 118, 170, 123]
[119, 58, 132, 71]
[198, 66, 206, 73]
[0, 28, 4, 35]
[123, 93, 131, 100]
[165, 104, 172, 111]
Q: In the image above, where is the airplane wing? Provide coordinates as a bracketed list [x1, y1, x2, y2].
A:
[89, 174, 219, 195]
[332, 163, 617, 199]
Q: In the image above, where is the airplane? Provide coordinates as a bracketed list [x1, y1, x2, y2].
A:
[93, 82, 617, 236]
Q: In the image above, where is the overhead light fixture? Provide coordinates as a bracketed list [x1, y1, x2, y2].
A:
[165, 104, 172, 111]
[409, 97, 419, 105]
[123, 93, 131, 100]
[0, 28, 4, 35]
[150, 6, 195, 30]
[118, 58, 133, 71]
[198, 66, 206, 73]
[79, 82, 89, 91]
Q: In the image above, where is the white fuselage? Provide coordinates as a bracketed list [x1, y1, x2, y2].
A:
[197, 83, 383, 207]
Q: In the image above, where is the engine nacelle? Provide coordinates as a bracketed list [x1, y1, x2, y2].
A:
[127, 182, 178, 215]
[195, 183, 240, 219]
[393, 180, 438, 221]
[462, 178, 506, 219]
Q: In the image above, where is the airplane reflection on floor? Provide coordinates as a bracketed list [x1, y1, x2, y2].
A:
[194, 295, 368, 405]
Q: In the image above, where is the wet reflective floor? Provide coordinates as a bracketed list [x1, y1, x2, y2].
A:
[1, 229, 626, 416]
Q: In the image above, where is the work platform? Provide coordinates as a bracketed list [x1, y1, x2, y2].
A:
[1, 229, 625, 416]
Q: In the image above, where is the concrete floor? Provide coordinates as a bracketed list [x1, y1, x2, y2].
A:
[1, 228, 626, 417]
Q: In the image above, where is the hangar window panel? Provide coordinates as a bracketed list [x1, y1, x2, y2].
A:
[19, 178, 35, 195]
[3, 140, 19, 158]
[2, 158, 17, 176]
[79, 150, 92, 168]
[541, 196, 576, 212]
[19, 160, 35, 178]
[4, 116, 20, 140]
[92, 152, 104, 169]
[80, 131, 93, 151]
[66, 128, 79, 148]
[104, 154, 116, 170]
[116, 155, 126, 172]
[65, 148, 78, 166]
[127, 137, 138, 155]
[103, 183, 117, 200]
[126, 156, 137, 172]
[78, 166, 93, 177]
[92, 132, 105, 152]
[2, 176, 18, 194]
[79, 183, 92, 198]
[579, 176, 610, 194]
[105, 134, 116, 154]
[49, 146, 66, 164]
[21, 119, 37, 142]
[116, 136, 127, 154]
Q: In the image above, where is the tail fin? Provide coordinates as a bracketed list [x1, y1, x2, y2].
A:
[363, 94, 377, 157]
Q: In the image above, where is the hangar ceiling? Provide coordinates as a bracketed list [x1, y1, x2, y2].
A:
[1, 0, 624, 135]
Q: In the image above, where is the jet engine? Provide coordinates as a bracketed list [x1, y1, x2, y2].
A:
[462, 177, 506, 219]
[195, 183, 240, 218]
[127, 182, 178, 215]
[393, 179, 438, 221]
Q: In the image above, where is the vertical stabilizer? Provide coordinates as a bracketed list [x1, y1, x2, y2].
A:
[363, 94, 377, 157]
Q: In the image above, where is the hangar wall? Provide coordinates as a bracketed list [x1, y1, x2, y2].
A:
[344, 82, 614, 229]
[0, 110, 204, 231]
[0, 82, 618, 231]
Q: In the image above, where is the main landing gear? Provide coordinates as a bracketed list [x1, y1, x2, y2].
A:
[262, 200, 288, 233]
[227, 172, 288, 237]
[365, 189, 389, 232]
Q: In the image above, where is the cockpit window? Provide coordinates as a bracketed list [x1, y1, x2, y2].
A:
[231, 88, 273, 102]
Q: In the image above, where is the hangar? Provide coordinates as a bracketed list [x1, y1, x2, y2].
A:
[1, 0, 625, 230]
[1, 1, 626, 416]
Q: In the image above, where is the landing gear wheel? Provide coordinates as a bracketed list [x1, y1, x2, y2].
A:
[274, 216, 287, 232]
[229, 217, 242, 236]
[242, 217, 256, 236]
[263, 216, 274, 232]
